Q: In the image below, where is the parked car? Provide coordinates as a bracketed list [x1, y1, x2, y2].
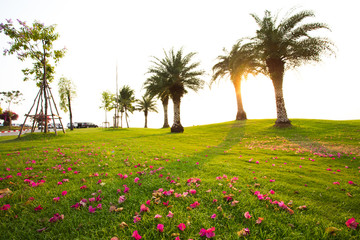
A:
[73, 122, 98, 128]
[48, 123, 63, 129]
[67, 123, 78, 128]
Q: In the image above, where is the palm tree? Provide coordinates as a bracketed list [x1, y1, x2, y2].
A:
[136, 95, 158, 128]
[211, 41, 259, 120]
[58, 77, 76, 130]
[248, 9, 335, 127]
[118, 85, 136, 128]
[148, 48, 205, 133]
[143, 74, 170, 128]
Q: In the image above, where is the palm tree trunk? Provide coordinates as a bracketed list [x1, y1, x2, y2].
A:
[162, 97, 170, 128]
[233, 80, 247, 120]
[171, 95, 184, 133]
[120, 111, 123, 128]
[267, 58, 291, 127]
[125, 108, 129, 128]
[144, 111, 148, 128]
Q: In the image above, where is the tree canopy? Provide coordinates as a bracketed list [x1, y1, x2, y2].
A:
[0, 19, 66, 85]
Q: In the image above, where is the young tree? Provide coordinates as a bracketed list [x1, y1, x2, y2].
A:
[0, 90, 24, 129]
[1, 19, 66, 133]
[136, 95, 158, 128]
[100, 91, 114, 128]
[248, 9, 335, 127]
[148, 48, 204, 133]
[58, 77, 76, 130]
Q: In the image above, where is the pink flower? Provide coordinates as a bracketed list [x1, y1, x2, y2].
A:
[134, 177, 140, 183]
[269, 189, 275, 194]
[140, 204, 149, 212]
[118, 195, 126, 203]
[89, 205, 96, 213]
[333, 182, 340, 185]
[146, 200, 151, 205]
[346, 218, 359, 229]
[244, 212, 252, 219]
[96, 203, 102, 209]
[133, 215, 141, 223]
[199, 227, 215, 238]
[71, 203, 80, 208]
[211, 214, 216, 219]
[166, 211, 174, 218]
[189, 189, 196, 195]
[256, 217, 264, 224]
[348, 181, 354, 185]
[190, 201, 200, 208]
[154, 214, 162, 219]
[178, 223, 186, 231]
[61, 191, 67, 196]
[238, 228, 250, 236]
[157, 224, 164, 232]
[1, 204, 11, 211]
[80, 185, 87, 189]
[49, 213, 64, 223]
[57, 181, 62, 185]
[53, 197, 60, 202]
[34, 205, 43, 211]
[257, 194, 264, 200]
[132, 230, 142, 240]
[269, 179, 275, 182]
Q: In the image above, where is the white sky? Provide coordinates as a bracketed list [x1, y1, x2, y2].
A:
[1, 0, 359, 128]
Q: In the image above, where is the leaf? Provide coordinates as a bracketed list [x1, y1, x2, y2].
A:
[109, 206, 117, 212]
[119, 222, 128, 228]
[0, 188, 12, 197]
[115, 207, 123, 212]
[36, 227, 47, 232]
[325, 227, 341, 236]
[297, 205, 307, 210]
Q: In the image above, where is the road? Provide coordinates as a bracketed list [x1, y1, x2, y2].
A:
[0, 129, 58, 137]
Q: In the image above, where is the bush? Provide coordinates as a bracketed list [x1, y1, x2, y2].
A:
[0, 110, 19, 126]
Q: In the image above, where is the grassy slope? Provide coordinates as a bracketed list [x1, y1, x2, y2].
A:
[0, 119, 359, 239]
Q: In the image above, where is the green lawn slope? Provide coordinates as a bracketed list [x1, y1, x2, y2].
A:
[0, 119, 359, 239]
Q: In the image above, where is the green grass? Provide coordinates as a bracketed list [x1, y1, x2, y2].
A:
[0, 119, 359, 239]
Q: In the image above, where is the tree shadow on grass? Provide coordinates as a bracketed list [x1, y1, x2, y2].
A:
[167, 120, 247, 177]
[265, 120, 360, 156]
